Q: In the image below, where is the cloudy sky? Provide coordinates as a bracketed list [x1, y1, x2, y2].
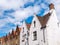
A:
[0, 0, 60, 37]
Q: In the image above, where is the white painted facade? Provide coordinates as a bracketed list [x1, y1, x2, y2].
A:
[46, 9, 60, 45]
[20, 7, 60, 45]
[29, 9, 60, 45]
[20, 21, 29, 45]
[29, 14, 44, 45]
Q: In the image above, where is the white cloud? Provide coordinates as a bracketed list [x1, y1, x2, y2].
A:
[45, 0, 60, 20]
[0, 0, 40, 28]
[12, 5, 41, 21]
[0, 0, 34, 10]
[0, 0, 60, 36]
[0, 18, 10, 28]
[40, 3, 48, 9]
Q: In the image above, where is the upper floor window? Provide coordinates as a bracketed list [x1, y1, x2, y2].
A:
[27, 31, 29, 36]
[34, 21, 36, 27]
[57, 22, 59, 27]
[33, 31, 37, 41]
[22, 34, 26, 42]
[22, 27, 24, 33]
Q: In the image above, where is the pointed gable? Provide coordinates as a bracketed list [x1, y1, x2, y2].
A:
[25, 16, 33, 30]
[36, 3, 55, 28]
[26, 23, 31, 30]
[37, 13, 51, 27]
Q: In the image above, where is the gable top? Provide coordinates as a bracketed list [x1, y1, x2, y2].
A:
[26, 23, 31, 30]
[37, 13, 51, 27]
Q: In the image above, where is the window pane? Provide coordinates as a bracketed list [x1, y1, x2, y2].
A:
[33, 31, 37, 41]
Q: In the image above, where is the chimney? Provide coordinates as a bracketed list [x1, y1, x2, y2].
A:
[49, 3, 55, 10]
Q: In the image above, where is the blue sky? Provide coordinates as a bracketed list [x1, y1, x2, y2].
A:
[0, 0, 60, 37]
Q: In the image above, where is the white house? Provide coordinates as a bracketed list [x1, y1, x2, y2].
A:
[29, 3, 60, 45]
[45, 4, 60, 45]
[20, 3, 60, 45]
[20, 21, 31, 45]
[29, 13, 44, 45]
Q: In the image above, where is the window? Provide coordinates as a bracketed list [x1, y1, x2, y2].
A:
[41, 25, 46, 29]
[57, 22, 59, 27]
[34, 21, 36, 27]
[33, 31, 37, 41]
[22, 34, 26, 42]
[27, 31, 29, 36]
[22, 27, 24, 33]
[22, 39, 24, 42]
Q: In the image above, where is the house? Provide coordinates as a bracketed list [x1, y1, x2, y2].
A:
[0, 3, 60, 45]
[0, 25, 21, 45]
[29, 3, 60, 45]
[20, 21, 31, 45]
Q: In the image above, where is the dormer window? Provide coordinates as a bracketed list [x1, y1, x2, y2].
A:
[34, 21, 36, 27]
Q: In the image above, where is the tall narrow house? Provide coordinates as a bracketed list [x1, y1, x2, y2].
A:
[20, 21, 31, 45]
[29, 3, 60, 45]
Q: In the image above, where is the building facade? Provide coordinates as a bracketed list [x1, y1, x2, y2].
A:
[29, 3, 60, 45]
[0, 3, 60, 45]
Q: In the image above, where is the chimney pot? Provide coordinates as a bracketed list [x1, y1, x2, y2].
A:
[49, 3, 54, 10]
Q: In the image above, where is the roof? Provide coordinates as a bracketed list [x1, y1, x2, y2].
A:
[37, 13, 51, 27]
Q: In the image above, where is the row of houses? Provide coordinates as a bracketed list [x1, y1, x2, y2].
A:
[0, 26, 21, 45]
[0, 3, 60, 45]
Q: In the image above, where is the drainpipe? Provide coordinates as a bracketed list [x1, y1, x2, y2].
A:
[41, 25, 47, 45]
[43, 28, 45, 43]
[42, 26, 49, 45]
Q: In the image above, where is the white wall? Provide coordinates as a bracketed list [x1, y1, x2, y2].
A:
[20, 21, 28, 45]
[46, 9, 60, 45]
[29, 15, 44, 45]
[20, 9, 60, 45]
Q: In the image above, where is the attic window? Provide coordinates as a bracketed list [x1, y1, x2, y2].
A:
[23, 27, 24, 30]
[22, 27, 24, 33]
[33, 31, 37, 41]
[57, 22, 59, 27]
[27, 31, 29, 36]
[34, 21, 36, 27]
